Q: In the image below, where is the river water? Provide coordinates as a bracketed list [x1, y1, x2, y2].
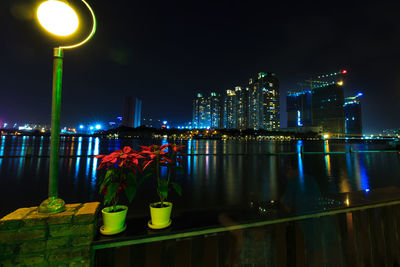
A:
[0, 135, 399, 217]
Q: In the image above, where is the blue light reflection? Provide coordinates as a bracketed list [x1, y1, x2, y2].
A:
[75, 137, 82, 178]
[86, 137, 92, 177]
[0, 136, 5, 168]
[92, 138, 100, 182]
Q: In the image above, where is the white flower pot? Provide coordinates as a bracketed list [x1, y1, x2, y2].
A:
[100, 205, 128, 235]
[149, 202, 172, 229]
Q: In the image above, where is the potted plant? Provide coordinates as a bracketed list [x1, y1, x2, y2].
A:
[96, 146, 144, 235]
[141, 144, 184, 229]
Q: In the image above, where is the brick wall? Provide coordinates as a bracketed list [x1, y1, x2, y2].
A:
[0, 202, 100, 267]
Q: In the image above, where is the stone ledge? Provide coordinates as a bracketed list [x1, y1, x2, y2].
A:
[0, 229, 46, 243]
[12, 254, 45, 266]
[0, 202, 100, 267]
[46, 237, 70, 249]
[0, 207, 36, 230]
[74, 203, 100, 223]
[69, 259, 90, 267]
[0, 202, 100, 232]
[0, 243, 18, 257]
[49, 224, 94, 238]
[71, 236, 93, 247]
[19, 240, 46, 254]
[47, 247, 90, 262]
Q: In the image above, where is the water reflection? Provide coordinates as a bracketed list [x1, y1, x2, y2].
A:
[355, 154, 370, 191]
[1, 137, 400, 217]
[297, 140, 304, 186]
[205, 142, 209, 179]
[75, 137, 82, 178]
[91, 138, 100, 183]
[160, 139, 168, 177]
[267, 155, 278, 200]
[187, 140, 192, 174]
[16, 136, 28, 179]
[36, 136, 44, 177]
[324, 140, 332, 177]
[0, 136, 5, 168]
[86, 137, 92, 177]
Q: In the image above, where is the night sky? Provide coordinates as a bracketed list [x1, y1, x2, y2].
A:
[1, 0, 400, 133]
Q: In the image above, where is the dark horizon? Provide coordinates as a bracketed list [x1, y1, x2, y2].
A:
[1, 0, 400, 133]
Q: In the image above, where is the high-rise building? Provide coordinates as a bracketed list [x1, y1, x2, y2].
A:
[248, 72, 280, 130]
[223, 90, 237, 129]
[248, 78, 259, 129]
[192, 72, 279, 130]
[235, 86, 249, 129]
[209, 92, 222, 128]
[260, 73, 280, 130]
[193, 93, 211, 129]
[122, 96, 142, 128]
[134, 98, 142, 127]
[192, 92, 222, 129]
[286, 91, 312, 127]
[344, 93, 363, 136]
[311, 84, 345, 134]
[287, 70, 349, 134]
[122, 96, 134, 127]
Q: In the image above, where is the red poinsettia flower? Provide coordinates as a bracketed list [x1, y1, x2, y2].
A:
[96, 146, 143, 171]
[169, 144, 185, 153]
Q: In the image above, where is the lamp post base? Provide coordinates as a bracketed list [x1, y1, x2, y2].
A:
[38, 197, 66, 214]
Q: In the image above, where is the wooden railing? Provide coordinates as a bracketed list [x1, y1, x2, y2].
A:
[93, 198, 400, 267]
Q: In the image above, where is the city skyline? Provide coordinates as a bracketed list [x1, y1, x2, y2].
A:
[1, 0, 400, 133]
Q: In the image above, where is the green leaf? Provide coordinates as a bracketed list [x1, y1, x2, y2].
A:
[99, 169, 114, 193]
[158, 184, 169, 200]
[172, 182, 182, 196]
[125, 180, 137, 203]
[104, 182, 119, 206]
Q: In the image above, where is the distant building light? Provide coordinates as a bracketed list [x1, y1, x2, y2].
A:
[337, 81, 344, 86]
[341, 70, 348, 74]
[297, 110, 303, 127]
[163, 121, 167, 125]
[89, 126, 94, 130]
[79, 125, 84, 129]
[95, 124, 101, 130]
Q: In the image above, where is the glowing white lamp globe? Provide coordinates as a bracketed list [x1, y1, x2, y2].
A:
[37, 0, 79, 36]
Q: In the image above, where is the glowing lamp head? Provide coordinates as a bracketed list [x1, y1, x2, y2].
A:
[37, 0, 79, 36]
[95, 124, 101, 130]
[341, 70, 347, 74]
[337, 81, 344, 86]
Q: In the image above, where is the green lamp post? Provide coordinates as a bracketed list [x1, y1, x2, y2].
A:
[37, 0, 96, 214]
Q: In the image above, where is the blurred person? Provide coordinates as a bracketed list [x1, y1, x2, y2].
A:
[281, 157, 343, 266]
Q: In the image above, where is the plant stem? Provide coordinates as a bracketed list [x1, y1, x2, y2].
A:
[156, 155, 163, 206]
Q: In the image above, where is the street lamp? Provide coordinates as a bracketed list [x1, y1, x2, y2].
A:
[37, 0, 96, 214]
